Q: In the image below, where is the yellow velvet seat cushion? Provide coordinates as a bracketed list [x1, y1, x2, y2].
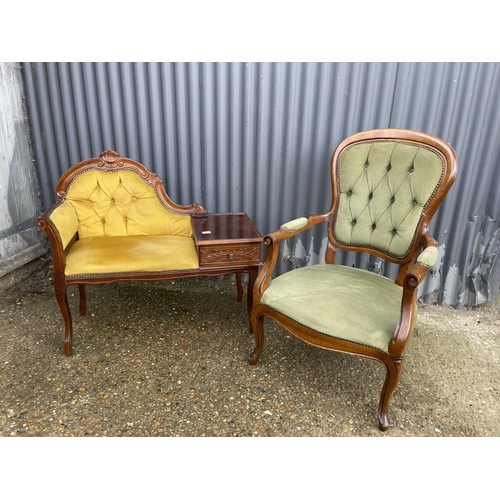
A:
[261, 264, 406, 352]
[65, 235, 199, 276]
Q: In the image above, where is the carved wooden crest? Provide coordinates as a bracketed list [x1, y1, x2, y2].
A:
[98, 150, 125, 169]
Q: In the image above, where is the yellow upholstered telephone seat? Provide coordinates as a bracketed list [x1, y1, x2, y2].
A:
[38, 150, 208, 355]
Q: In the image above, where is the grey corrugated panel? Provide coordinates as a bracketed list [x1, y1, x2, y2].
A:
[20, 62, 500, 306]
[272, 62, 399, 271]
[390, 62, 500, 305]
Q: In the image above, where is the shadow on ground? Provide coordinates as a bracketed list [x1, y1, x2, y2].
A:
[1, 257, 499, 437]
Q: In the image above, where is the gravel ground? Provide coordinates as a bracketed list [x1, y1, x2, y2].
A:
[0, 256, 499, 438]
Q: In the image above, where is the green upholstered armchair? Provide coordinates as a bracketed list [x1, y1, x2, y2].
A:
[249, 129, 458, 431]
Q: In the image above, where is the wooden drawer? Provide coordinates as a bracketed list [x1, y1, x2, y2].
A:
[198, 243, 261, 268]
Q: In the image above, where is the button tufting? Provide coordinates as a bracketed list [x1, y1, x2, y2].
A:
[391, 196, 395, 204]
[392, 228, 397, 234]
[352, 219, 357, 226]
[409, 166, 414, 173]
[368, 193, 373, 199]
[372, 223, 376, 229]
[387, 165, 392, 172]
[347, 190, 352, 196]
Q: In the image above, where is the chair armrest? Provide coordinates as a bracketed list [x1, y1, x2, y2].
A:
[280, 217, 309, 232]
[267, 213, 330, 245]
[389, 237, 439, 357]
[416, 245, 439, 268]
[45, 200, 79, 249]
[407, 240, 440, 287]
[37, 200, 79, 278]
[253, 213, 330, 302]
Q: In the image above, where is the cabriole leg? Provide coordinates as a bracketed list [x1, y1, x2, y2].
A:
[378, 358, 404, 431]
[54, 282, 73, 356]
[249, 309, 265, 365]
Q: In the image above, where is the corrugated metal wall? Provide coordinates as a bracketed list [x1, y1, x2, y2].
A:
[390, 63, 500, 306]
[21, 62, 500, 307]
[0, 62, 45, 282]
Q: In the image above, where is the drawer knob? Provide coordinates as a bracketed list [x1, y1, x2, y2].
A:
[228, 252, 235, 260]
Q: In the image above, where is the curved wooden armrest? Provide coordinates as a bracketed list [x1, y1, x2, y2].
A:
[267, 212, 330, 245]
[389, 235, 439, 357]
[253, 213, 330, 303]
[37, 214, 66, 277]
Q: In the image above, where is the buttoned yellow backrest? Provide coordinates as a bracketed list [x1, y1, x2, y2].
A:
[63, 169, 192, 239]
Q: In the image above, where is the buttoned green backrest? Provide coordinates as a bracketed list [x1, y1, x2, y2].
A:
[333, 141, 444, 259]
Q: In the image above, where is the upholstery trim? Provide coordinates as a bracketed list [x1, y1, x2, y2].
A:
[65, 269, 201, 279]
[333, 140, 445, 260]
[263, 306, 389, 354]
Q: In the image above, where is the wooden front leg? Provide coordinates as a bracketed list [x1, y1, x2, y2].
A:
[54, 281, 73, 356]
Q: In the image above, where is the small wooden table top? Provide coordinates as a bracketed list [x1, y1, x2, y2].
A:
[191, 212, 262, 247]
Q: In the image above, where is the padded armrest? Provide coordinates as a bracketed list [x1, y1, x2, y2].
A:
[404, 244, 439, 293]
[48, 201, 79, 250]
[416, 246, 439, 267]
[253, 213, 330, 301]
[280, 217, 309, 232]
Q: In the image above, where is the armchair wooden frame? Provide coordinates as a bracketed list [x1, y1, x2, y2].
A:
[249, 129, 458, 430]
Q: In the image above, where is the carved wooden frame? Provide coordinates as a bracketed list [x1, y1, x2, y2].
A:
[249, 129, 458, 431]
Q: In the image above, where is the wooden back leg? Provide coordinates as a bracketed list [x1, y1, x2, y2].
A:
[78, 284, 87, 317]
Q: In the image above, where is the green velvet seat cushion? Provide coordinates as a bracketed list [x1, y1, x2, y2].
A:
[261, 264, 404, 352]
[65, 234, 199, 276]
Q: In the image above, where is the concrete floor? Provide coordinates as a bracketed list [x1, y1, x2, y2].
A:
[0, 256, 499, 438]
